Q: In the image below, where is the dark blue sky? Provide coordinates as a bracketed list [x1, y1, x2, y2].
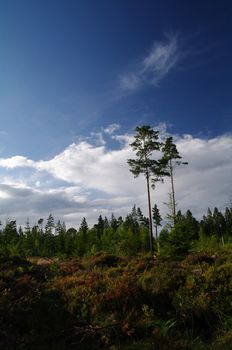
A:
[0, 0, 232, 227]
[0, 0, 231, 159]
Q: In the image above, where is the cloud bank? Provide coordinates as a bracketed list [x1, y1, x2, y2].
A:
[0, 127, 231, 228]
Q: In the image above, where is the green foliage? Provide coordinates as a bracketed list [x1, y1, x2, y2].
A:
[193, 231, 221, 252]
[45, 213, 55, 234]
[0, 206, 231, 262]
[127, 125, 161, 179]
[161, 136, 184, 164]
[152, 204, 162, 227]
[159, 210, 199, 257]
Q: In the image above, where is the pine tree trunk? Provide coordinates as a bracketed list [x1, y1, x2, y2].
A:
[170, 159, 176, 225]
[146, 172, 153, 254]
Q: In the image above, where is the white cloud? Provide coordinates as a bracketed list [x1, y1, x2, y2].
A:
[119, 34, 180, 92]
[0, 129, 231, 228]
[0, 189, 11, 199]
[142, 35, 179, 84]
[89, 132, 106, 146]
[103, 123, 121, 135]
[36, 141, 138, 195]
[0, 155, 35, 169]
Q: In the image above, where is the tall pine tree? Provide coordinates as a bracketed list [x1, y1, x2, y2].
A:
[127, 125, 164, 254]
[161, 136, 187, 225]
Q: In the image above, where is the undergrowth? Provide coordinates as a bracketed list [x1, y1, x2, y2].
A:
[0, 248, 232, 349]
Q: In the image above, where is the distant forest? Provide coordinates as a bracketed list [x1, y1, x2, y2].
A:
[0, 206, 232, 258]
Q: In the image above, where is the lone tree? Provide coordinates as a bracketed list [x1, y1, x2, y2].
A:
[161, 137, 188, 225]
[127, 125, 164, 254]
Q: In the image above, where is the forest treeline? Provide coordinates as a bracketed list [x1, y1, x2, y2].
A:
[0, 205, 232, 258]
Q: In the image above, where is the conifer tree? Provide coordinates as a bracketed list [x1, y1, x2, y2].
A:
[55, 220, 65, 235]
[137, 207, 149, 228]
[45, 214, 55, 234]
[161, 136, 188, 225]
[104, 217, 109, 229]
[110, 214, 119, 232]
[152, 204, 162, 240]
[94, 215, 105, 239]
[127, 125, 164, 254]
[79, 217, 88, 234]
[137, 207, 144, 225]
[3, 220, 18, 246]
[124, 206, 140, 235]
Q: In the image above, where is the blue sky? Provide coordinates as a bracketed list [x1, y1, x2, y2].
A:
[0, 1, 232, 228]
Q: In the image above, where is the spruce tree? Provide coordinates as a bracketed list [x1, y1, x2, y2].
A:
[152, 204, 162, 240]
[45, 214, 55, 235]
[137, 207, 149, 228]
[79, 217, 88, 234]
[94, 215, 105, 239]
